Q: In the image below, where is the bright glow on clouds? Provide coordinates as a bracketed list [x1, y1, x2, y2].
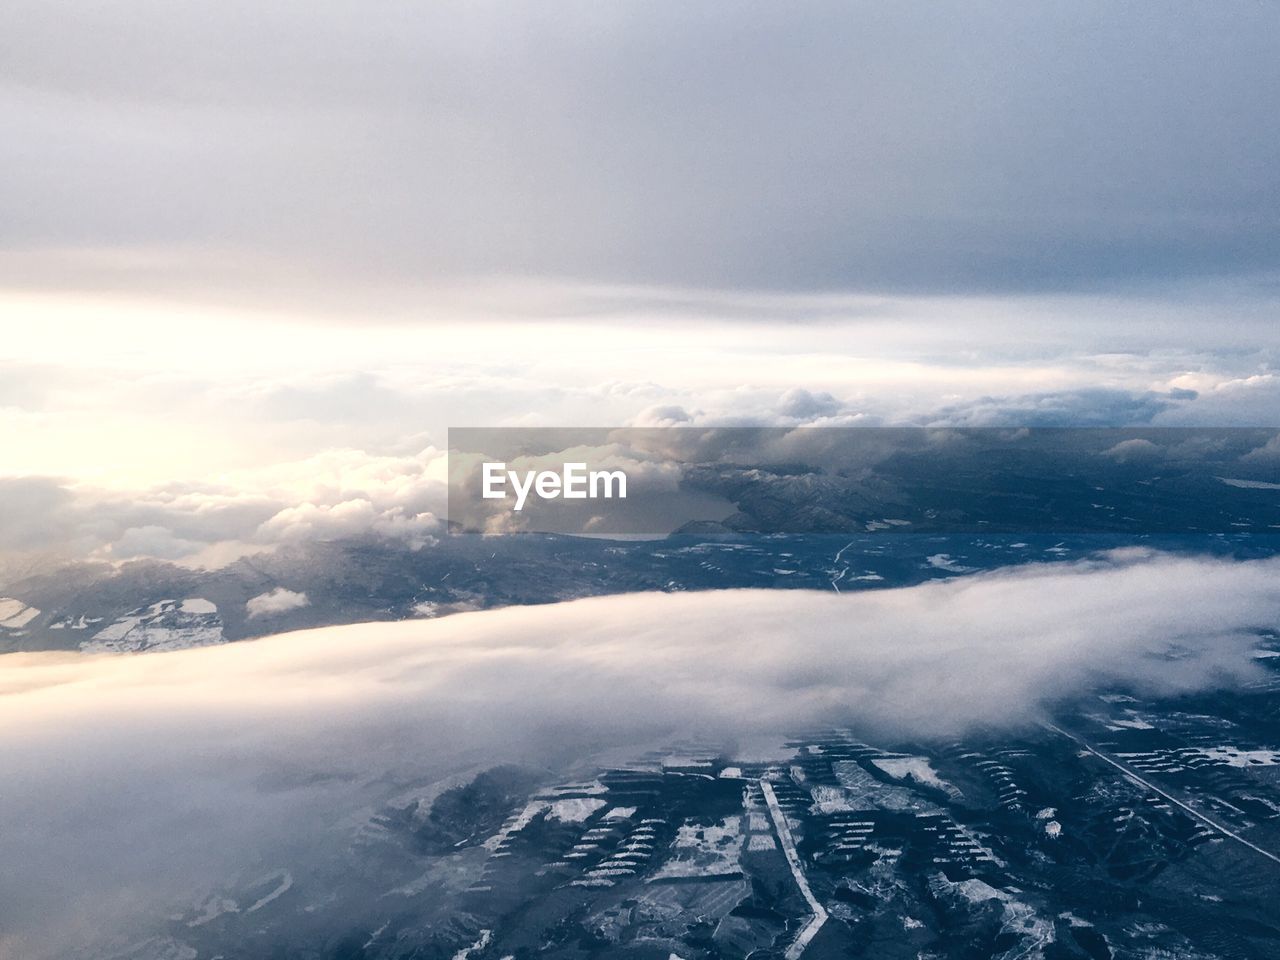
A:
[0, 552, 1276, 956]
[0, 445, 446, 575]
[2, 294, 1278, 570]
[1, 283, 1276, 493]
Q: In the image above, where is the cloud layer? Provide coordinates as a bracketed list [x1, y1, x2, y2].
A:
[6, 413, 1278, 572]
[4, 2, 1279, 296]
[1, 552, 1277, 955]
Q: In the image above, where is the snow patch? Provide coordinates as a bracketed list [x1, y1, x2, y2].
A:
[81, 600, 223, 654]
[1218, 476, 1280, 490]
[926, 554, 974, 572]
[244, 870, 292, 913]
[452, 930, 492, 960]
[871, 756, 961, 798]
[0, 598, 39, 629]
[546, 797, 608, 823]
[650, 816, 742, 880]
[1195, 746, 1280, 767]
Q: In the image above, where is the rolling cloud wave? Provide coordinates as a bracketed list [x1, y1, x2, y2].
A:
[1, 551, 1277, 956]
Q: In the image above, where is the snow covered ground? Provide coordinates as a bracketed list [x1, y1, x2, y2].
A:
[1194, 746, 1280, 767]
[0, 598, 40, 629]
[650, 816, 743, 880]
[871, 756, 963, 799]
[80, 599, 224, 653]
[925, 554, 975, 572]
[547, 798, 608, 823]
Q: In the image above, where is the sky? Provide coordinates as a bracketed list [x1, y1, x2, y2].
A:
[5, 1, 1280, 294]
[2, 1, 1278, 568]
[2, 10, 1280, 955]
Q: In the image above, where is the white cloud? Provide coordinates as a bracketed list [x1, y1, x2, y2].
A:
[254, 497, 438, 549]
[106, 524, 204, 560]
[245, 588, 310, 619]
[634, 404, 695, 426]
[777, 387, 842, 420]
[0, 445, 448, 574]
[1243, 433, 1280, 465]
[1103, 438, 1163, 463]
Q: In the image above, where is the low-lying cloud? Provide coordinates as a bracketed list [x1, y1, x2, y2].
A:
[245, 587, 310, 619]
[0, 552, 1277, 956]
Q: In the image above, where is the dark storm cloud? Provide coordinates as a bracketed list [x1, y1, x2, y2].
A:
[3, 1, 1278, 297]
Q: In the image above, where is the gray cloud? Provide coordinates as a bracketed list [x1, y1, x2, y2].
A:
[926, 388, 1194, 428]
[3, 2, 1279, 298]
[0, 552, 1276, 956]
[0, 477, 76, 552]
[1243, 433, 1280, 465]
[107, 524, 206, 561]
[630, 387, 1205, 432]
[777, 388, 843, 420]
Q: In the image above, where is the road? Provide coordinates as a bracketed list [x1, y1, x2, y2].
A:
[830, 540, 856, 592]
[759, 779, 828, 959]
[1043, 722, 1280, 868]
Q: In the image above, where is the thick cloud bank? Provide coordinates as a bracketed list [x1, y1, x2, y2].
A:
[1, 552, 1278, 956]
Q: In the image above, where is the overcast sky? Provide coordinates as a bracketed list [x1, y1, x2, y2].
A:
[4, 0, 1279, 298]
[2, 2, 1278, 567]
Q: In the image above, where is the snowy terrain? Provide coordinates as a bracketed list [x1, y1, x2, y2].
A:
[0, 598, 40, 630]
[80, 599, 224, 654]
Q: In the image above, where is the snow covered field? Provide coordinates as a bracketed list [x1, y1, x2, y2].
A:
[0, 598, 40, 629]
[80, 599, 224, 653]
